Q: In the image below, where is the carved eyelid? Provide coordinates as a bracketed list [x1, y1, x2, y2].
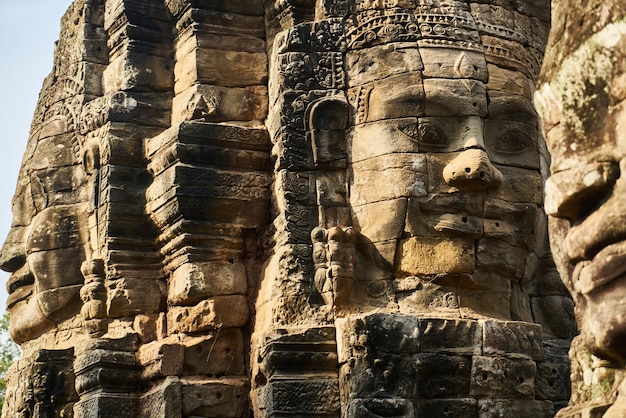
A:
[544, 161, 619, 219]
[493, 129, 532, 153]
[417, 120, 452, 149]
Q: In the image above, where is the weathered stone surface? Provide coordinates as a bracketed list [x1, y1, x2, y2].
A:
[167, 295, 249, 333]
[535, 0, 626, 414]
[168, 261, 248, 305]
[470, 356, 537, 399]
[181, 329, 246, 376]
[181, 377, 249, 417]
[417, 399, 477, 418]
[346, 398, 416, 417]
[478, 399, 554, 418]
[137, 341, 184, 380]
[419, 318, 483, 356]
[137, 377, 182, 418]
[0, 0, 572, 417]
[482, 320, 543, 360]
[416, 354, 472, 398]
[349, 72, 425, 123]
[396, 236, 475, 276]
[259, 379, 340, 416]
[346, 42, 424, 86]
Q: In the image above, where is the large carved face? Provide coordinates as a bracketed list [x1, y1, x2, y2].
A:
[0, 116, 89, 344]
[346, 3, 549, 321]
[537, 11, 626, 363]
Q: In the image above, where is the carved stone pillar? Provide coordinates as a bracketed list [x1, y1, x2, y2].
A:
[73, 335, 139, 417]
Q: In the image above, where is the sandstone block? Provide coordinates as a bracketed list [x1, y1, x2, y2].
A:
[37, 285, 83, 323]
[482, 320, 544, 360]
[396, 236, 475, 276]
[419, 47, 488, 81]
[346, 42, 424, 87]
[275, 18, 345, 53]
[351, 157, 428, 205]
[107, 277, 163, 317]
[477, 399, 554, 418]
[340, 353, 417, 399]
[487, 165, 543, 205]
[181, 377, 249, 417]
[346, 8, 420, 50]
[277, 51, 345, 91]
[485, 64, 533, 99]
[171, 84, 268, 124]
[168, 261, 248, 306]
[345, 398, 416, 417]
[458, 286, 512, 321]
[262, 348, 339, 378]
[336, 314, 420, 363]
[74, 61, 107, 96]
[182, 329, 246, 376]
[419, 318, 483, 356]
[483, 199, 539, 250]
[103, 50, 173, 93]
[535, 360, 571, 402]
[174, 47, 267, 93]
[484, 119, 539, 169]
[260, 379, 340, 416]
[259, 327, 338, 377]
[470, 356, 537, 399]
[424, 153, 464, 194]
[476, 238, 526, 280]
[81, 92, 172, 129]
[315, 171, 349, 206]
[137, 377, 182, 418]
[423, 78, 488, 117]
[74, 393, 135, 418]
[351, 198, 407, 243]
[137, 341, 184, 380]
[415, 354, 472, 398]
[167, 295, 249, 333]
[396, 280, 461, 317]
[417, 399, 477, 418]
[349, 118, 420, 163]
[348, 72, 425, 124]
[510, 282, 534, 323]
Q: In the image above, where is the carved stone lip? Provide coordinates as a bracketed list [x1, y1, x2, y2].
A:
[432, 213, 483, 238]
[574, 240, 626, 295]
[6, 284, 33, 310]
[6, 265, 34, 295]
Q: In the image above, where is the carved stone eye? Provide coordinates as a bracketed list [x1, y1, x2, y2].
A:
[495, 129, 532, 154]
[418, 120, 450, 150]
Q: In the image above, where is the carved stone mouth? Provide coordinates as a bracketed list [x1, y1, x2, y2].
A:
[6, 284, 33, 310]
[6, 266, 34, 295]
[433, 213, 483, 238]
[573, 240, 626, 295]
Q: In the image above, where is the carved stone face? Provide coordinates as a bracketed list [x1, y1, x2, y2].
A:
[0, 122, 89, 344]
[346, 4, 547, 321]
[537, 15, 626, 363]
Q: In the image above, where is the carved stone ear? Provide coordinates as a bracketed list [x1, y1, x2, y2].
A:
[82, 140, 100, 175]
[307, 98, 349, 167]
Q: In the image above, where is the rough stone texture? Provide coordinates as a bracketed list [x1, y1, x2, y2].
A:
[0, 0, 574, 417]
[536, 0, 626, 416]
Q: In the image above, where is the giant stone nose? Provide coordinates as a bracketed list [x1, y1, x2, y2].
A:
[443, 148, 503, 190]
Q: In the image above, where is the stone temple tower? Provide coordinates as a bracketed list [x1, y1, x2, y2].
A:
[0, 1, 575, 417]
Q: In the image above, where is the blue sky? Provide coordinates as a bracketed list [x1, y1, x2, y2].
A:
[0, 1, 75, 309]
